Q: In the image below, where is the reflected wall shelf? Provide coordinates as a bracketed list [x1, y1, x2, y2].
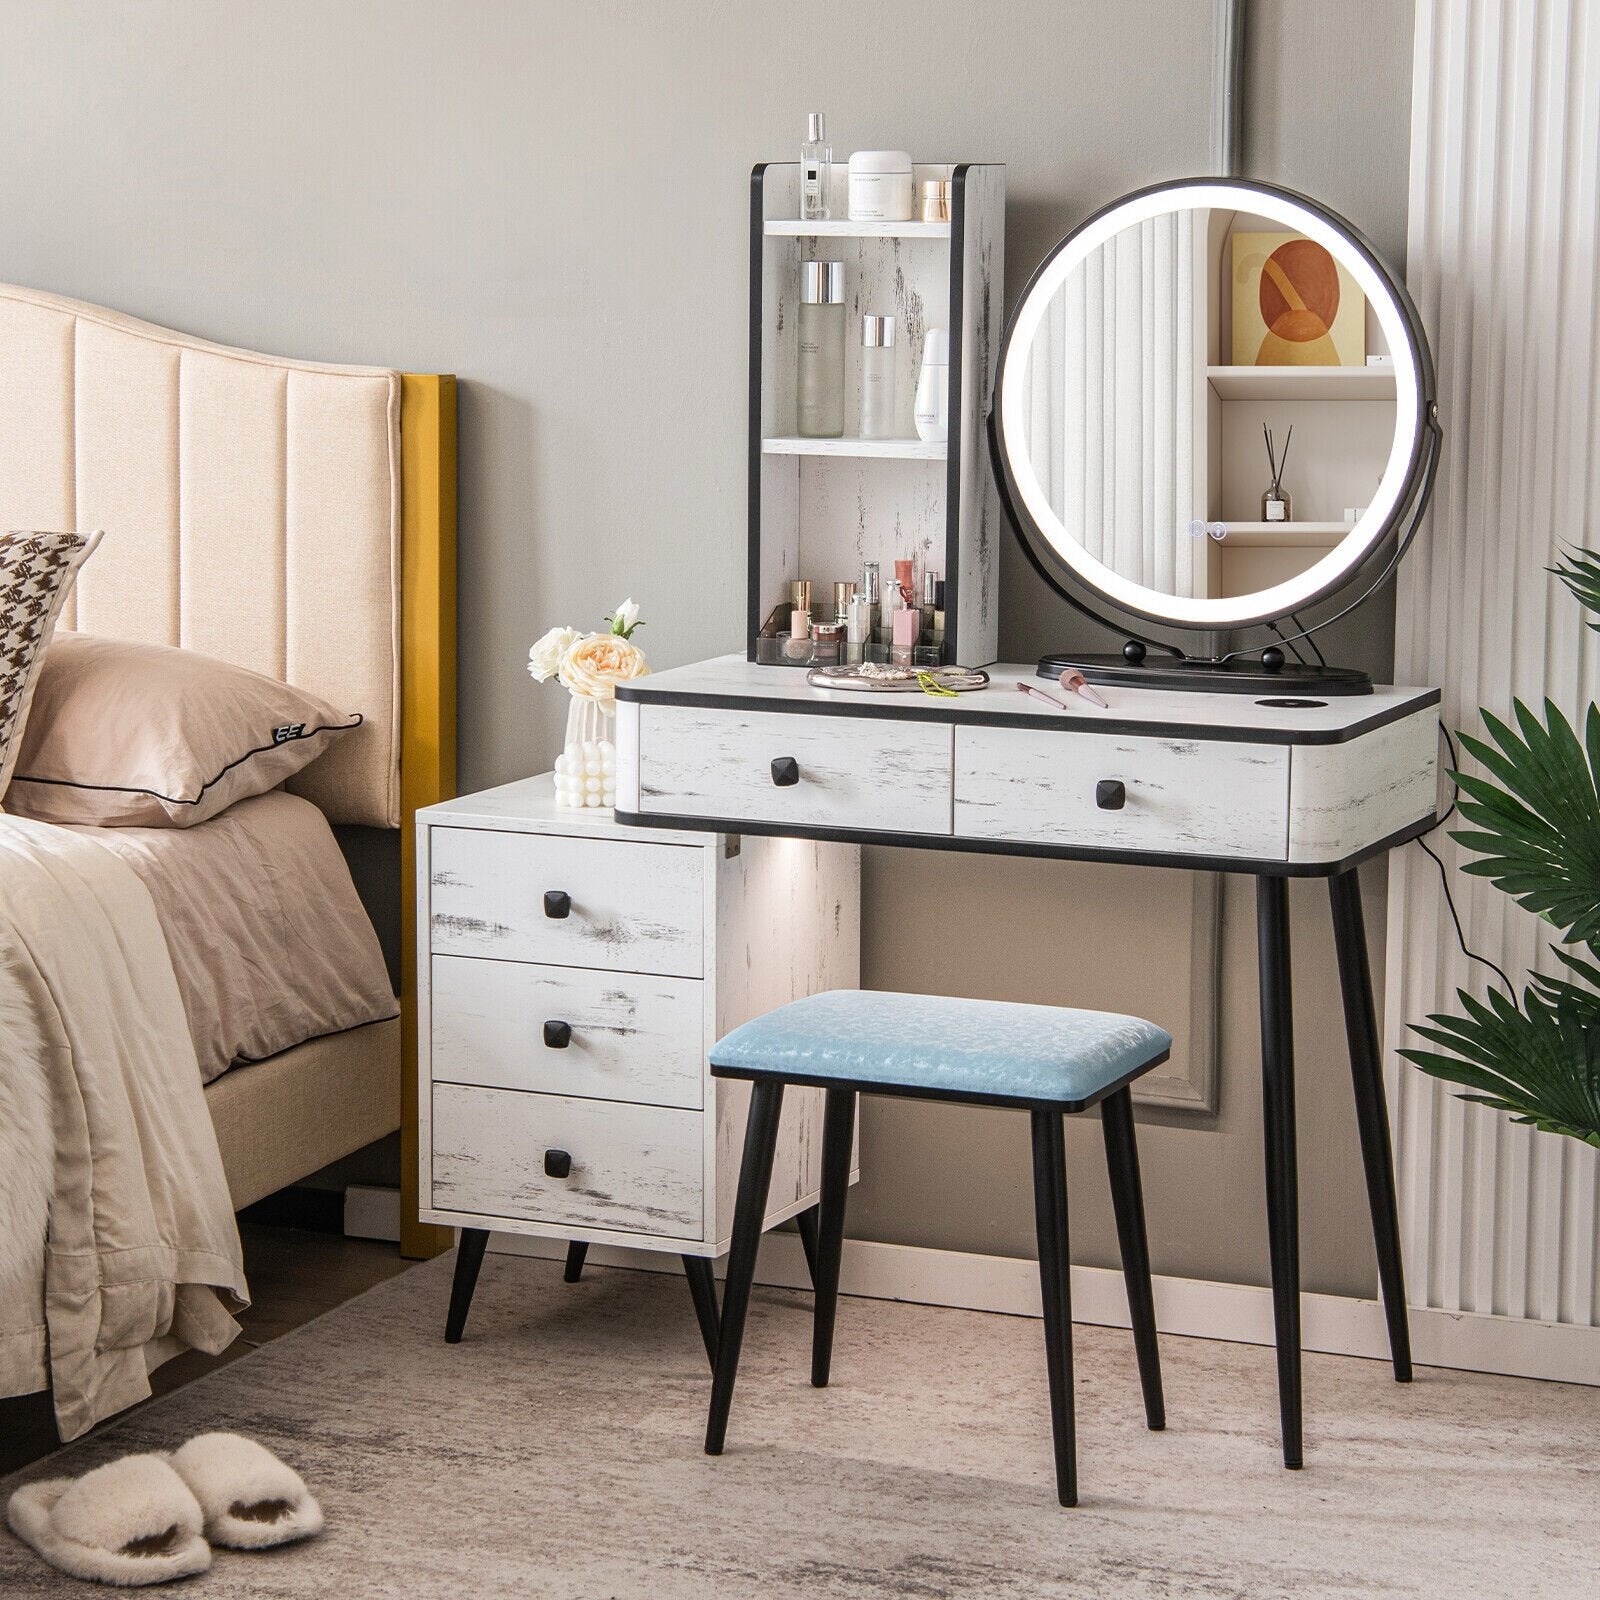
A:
[761, 435, 946, 460]
[1221, 521, 1349, 546]
[1206, 364, 1397, 401]
[750, 160, 1005, 668]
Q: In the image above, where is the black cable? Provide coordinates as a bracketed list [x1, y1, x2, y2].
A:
[1413, 724, 1515, 993]
[1266, 619, 1309, 665]
[1289, 612, 1327, 667]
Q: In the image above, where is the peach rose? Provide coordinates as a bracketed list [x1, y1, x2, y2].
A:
[558, 632, 650, 704]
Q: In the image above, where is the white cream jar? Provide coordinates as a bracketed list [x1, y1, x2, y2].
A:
[847, 150, 914, 222]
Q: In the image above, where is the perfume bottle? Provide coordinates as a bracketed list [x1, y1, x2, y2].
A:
[859, 315, 896, 438]
[797, 261, 845, 438]
[801, 113, 832, 223]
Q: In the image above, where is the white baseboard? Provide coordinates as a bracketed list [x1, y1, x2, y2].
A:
[344, 1187, 1600, 1386]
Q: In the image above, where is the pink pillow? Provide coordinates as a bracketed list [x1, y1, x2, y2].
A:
[6, 632, 361, 827]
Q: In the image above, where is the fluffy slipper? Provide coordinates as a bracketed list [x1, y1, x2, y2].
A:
[167, 1434, 322, 1550]
[6, 1454, 211, 1587]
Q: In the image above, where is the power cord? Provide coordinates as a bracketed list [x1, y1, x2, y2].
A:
[1413, 723, 1514, 993]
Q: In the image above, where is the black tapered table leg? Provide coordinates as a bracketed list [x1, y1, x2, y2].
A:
[811, 1087, 856, 1388]
[444, 1227, 490, 1344]
[795, 1204, 821, 1290]
[1100, 1086, 1165, 1431]
[1328, 868, 1414, 1383]
[1257, 875, 1303, 1469]
[1030, 1108, 1078, 1508]
[681, 1254, 720, 1369]
[563, 1241, 589, 1283]
[706, 1080, 786, 1455]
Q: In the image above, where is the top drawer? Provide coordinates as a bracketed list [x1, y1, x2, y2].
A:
[954, 725, 1290, 860]
[428, 827, 704, 976]
[636, 703, 952, 835]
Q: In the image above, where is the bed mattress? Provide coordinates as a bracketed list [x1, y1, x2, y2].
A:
[67, 790, 398, 1083]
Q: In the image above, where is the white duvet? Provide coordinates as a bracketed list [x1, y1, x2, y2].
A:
[0, 814, 248, 1440]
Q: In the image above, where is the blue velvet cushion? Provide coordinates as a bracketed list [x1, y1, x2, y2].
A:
[710, 990, 1172, 1107]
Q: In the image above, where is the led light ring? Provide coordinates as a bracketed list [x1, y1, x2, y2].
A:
[996, 180, 1428, 631]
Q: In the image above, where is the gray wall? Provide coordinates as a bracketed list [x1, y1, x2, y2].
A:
[0, 0, 1414, 1294]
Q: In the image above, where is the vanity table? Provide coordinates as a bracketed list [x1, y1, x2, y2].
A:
[614, 657, 1441, 1466]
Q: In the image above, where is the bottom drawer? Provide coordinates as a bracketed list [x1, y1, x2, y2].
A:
[430, 1084, 704, 1241]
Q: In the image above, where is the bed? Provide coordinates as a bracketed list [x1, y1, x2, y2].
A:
[0, 280, 456, 1249]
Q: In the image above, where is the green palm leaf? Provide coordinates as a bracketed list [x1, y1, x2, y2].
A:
[1550, 546, 1600, 632]
[1400, 977, 1600, 1148]
[1448, 699, 1600, 950]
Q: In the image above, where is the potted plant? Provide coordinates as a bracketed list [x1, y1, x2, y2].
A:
[1401, 549, 1600, 1148]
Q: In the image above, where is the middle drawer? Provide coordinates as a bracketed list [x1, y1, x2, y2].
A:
[430, 957, 705, 1110]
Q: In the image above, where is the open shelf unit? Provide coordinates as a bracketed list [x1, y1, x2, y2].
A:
[748, 161, 1005, 666]
[1194, 209, 1397, 600]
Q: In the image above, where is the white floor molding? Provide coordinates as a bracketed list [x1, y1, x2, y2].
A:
[344, 1186, 1600, 1386]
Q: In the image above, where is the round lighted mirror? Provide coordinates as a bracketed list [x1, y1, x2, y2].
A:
[992, 179, 1436, 635]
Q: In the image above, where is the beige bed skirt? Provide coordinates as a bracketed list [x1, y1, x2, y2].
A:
[206, 1018, 401, 1212]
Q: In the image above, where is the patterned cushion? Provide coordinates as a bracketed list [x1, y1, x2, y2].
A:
[710, 989, 1173, 1109]
[0, 530, 99, 805]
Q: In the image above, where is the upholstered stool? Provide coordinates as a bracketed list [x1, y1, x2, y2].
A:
[703, 989, 1172, 1507]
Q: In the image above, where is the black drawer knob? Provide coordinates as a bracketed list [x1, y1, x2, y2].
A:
[1095, 779, 1126, 811]
[544, 1148, 572, 1179]
[543, 889, 572, 919]
[771, 756, 800, 787]
[543, 1019, 572, 1049]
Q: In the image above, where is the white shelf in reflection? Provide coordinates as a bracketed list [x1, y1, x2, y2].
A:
[764, 219, 951, 240]
[1220, 521, 1351, 546]
[1206, 365, 1397, 401]
[762, 436, 946, 460]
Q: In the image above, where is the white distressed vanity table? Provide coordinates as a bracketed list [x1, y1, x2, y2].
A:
[614, 654, 1441, 1467]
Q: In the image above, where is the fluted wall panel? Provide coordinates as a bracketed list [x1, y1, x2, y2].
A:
[1388, 0, 1600, 1329]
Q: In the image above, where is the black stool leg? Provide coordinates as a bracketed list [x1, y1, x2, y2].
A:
[1030, 1108, 1077, 1508]
[795, 1204, 821, 1289]
[444, 1227, 490, 1344]
[811, 1087, 856, 1388]
[1257, 875, 1303, 1469]
[706, 1079, 785, 1455]
[1328, 868, 1414, 1383]
[1100, 1086, 1165, 1430]
[563, 1241, 589, 1283]
[682, 1255, 720, 1369]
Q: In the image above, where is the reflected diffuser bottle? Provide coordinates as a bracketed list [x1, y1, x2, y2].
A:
[859, 315, 896, 437]
[797, 261, 845, 438]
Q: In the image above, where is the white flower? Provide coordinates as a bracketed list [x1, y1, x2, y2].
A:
[608, 598, 642, 638]
[528, 625, 582, 683]
[558, 632, 650, 703]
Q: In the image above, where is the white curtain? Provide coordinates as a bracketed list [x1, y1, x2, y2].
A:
[1024, 214, 1197, 595]
[1386, 0, 1600, 1333]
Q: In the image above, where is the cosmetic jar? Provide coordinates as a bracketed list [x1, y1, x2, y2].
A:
[920, 179, 952, 222]
[810, 621, 845, 665]
[848, 151, 914, 222]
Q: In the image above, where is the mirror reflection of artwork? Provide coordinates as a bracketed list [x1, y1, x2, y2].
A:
[1231, 232, 1365, 366]
[1021, 214, 1201, 597]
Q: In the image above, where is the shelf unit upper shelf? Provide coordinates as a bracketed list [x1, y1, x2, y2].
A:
[1206, 364, 1397, 401]
[761, 435, 946, 460]
[764, 218, 952, 240]
[1220, 521, 1350, 546]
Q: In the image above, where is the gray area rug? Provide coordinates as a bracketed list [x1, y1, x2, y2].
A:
[3, 1250, 1596, 1597]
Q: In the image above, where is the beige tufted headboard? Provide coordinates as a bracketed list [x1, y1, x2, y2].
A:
[0, 281, 403, 827]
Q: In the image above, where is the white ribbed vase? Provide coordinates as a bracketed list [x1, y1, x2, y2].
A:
[553, 694, 615, 808]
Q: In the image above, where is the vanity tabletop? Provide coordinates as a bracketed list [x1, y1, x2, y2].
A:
[617, 655, 1439, 746]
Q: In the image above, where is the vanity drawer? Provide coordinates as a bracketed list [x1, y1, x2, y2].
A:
[954, 726, 1290, 860]
[430, 1084, 704, 1241]
[636, 704, 953, 835]
[430, 956, 704, 1110]
[428, 827, 704, 977]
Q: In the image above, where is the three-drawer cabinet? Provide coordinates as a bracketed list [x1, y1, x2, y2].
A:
[417, 775, 861, 1258]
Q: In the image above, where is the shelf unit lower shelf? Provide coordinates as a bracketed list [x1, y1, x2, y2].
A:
[761, 435, 946, 460]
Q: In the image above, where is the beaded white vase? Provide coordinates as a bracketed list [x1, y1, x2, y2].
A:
[553, 694, 616, 808]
